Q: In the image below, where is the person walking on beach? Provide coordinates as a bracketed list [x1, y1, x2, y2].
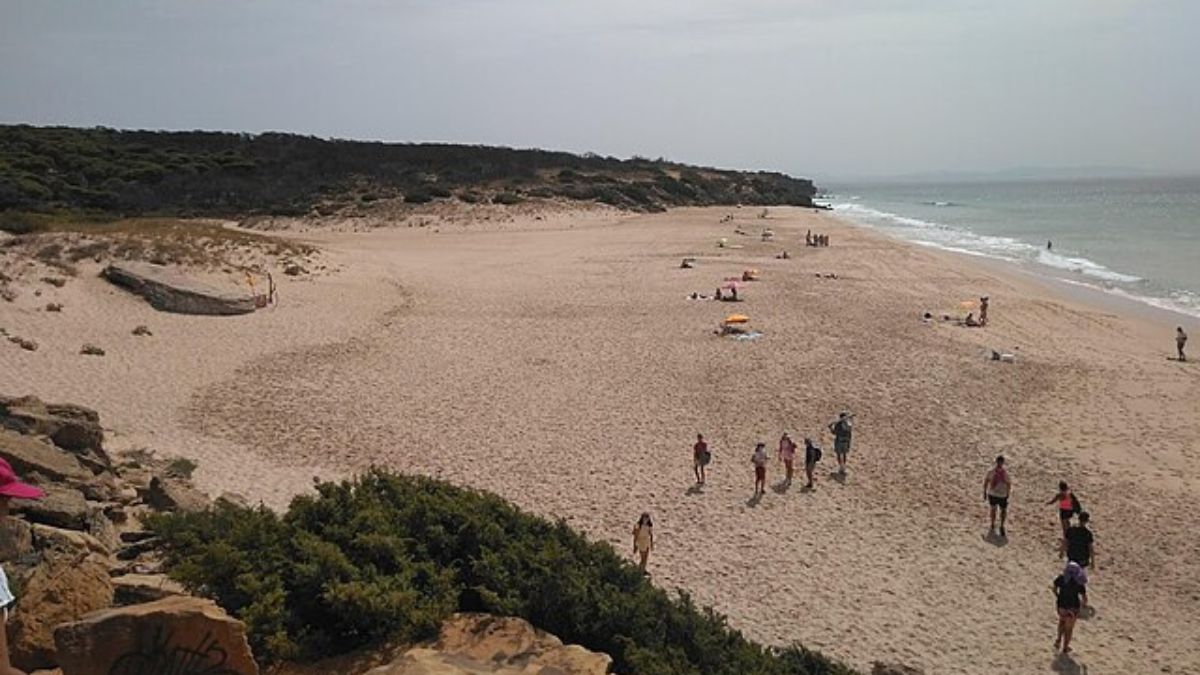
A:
[1047, 481, 1080, 537]
[778, 433, 797, 486]
[1053, 561, 1089, 654]
[751, 442, 769, 496]
[828, 412, 853, 474]
[983, 455, 1012, 537]
[979, 296, 990, 327]
[0, 458, 45, 675]
[803, 437, 822, 489]
[693, 434, 711, 485]
[632, 512, 654, 573]
[1177, 326, 1188, 361]
[1063, 512, 1096, 570]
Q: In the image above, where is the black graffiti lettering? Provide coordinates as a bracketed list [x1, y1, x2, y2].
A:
[107, 626, 244, 675]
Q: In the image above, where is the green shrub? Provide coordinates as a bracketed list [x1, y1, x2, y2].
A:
[404, 191, 433, 204]
[149, 471, 853, 674]
[492, 192, 523, 205]
[0, 125, 817, 218]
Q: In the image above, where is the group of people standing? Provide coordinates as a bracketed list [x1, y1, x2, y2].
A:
[692, 411, 853, 497]
[982, 457, 1098, 655]
[805, 230, 830, 247]
[632, 413, 855, 573]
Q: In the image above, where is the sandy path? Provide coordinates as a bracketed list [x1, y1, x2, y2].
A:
[3, 206, 1198, 674]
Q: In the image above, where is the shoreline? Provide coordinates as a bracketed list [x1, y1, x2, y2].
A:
[2, 204, 1198, 674]
[823, 198, 1200, 322]
[838, 215, 1197, 330]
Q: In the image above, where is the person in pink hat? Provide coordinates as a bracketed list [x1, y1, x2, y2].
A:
[0, 457, 44, 675]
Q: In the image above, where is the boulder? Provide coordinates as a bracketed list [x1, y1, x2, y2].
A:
[0, 517, 33, 560]
[364, 613, 611, 675]
[30, 523, 110, 558]
[0, 428, 92, 483]
[0, 396, 108, 469]
[144, 476, 210, 513]
[54, 596, 258, 675]
[111, 573, 186, 606]
[14, 483, 90, 530]
[103, 261, 257, 316]
[9, 549, 114, 671]
[85, 509, 121, 552]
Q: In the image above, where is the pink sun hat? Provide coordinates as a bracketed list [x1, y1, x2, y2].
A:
[0, 458, 45, 500]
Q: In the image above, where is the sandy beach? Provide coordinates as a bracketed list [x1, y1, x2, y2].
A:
[2, 205, 1197, 674]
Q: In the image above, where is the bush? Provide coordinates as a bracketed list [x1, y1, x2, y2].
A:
[0, 125, 817, 218]
[149, 472, 853, 675]
[492, 192, 523, 205]
[404, 191, 433, 204]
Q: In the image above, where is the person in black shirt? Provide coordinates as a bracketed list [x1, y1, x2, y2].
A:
[803, 438, 822, 489]
[1053, 562, 1088, 654]
[828, 412, 853, 474]
[1062, 512, 1096, 569]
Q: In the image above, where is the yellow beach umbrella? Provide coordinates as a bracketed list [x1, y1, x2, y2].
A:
[724, 314, 750, 324]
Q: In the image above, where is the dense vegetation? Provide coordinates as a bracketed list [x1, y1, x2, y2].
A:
[149, 471, 853, 674]
[0, 125, 816, 219]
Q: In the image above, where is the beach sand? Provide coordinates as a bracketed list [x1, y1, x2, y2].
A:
[2, 206, 1198, 674]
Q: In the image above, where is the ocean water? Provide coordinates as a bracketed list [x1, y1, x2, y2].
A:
[820, 176, 1200, 318]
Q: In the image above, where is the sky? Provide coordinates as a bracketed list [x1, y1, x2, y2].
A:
[2, 0, 1199, 180]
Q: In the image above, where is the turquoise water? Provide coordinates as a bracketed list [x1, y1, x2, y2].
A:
[821, 176, 1200, 318]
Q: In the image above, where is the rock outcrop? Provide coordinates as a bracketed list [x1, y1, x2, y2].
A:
[102, 261, 257, 315]
[0, 394, 216, 672]
[144, 475, 211, 513]
[7, 543, 113, 670]
[54, 596, 258, 675]
[361, 613, 611, 675]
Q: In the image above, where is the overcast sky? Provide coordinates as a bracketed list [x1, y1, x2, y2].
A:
[2, 0, 1198, 180]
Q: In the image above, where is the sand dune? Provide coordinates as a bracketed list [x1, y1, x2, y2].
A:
[3, 206, 1198, 674]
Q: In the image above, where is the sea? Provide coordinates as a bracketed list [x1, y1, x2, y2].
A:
[820, 176, 1200, 319]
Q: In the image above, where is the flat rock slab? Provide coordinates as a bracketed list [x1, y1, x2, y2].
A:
[103, 262, 256, 316]
[54, 596, 258, 675]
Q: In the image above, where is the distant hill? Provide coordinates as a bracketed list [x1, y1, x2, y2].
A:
[0, 125, 816, 218]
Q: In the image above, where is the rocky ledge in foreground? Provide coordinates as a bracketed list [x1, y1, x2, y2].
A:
[0, 393, 221, 672]
[102, 261, 257, 315]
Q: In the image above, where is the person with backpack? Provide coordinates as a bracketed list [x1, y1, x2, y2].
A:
[803, 438, 822, 489]
[983, 455, 1012, 537]
[1053, 561, 1089, 654]
[1047, 481, 1081, 537]
[693, 434, 711, 486]
[778, 433, 797, 487]
[1063, 512, 1096, 569]
[828, 412, 854, 474]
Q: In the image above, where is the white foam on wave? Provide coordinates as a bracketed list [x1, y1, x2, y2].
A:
[1036, 250, 1142, 283]
[827, 201, 1200, 317]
